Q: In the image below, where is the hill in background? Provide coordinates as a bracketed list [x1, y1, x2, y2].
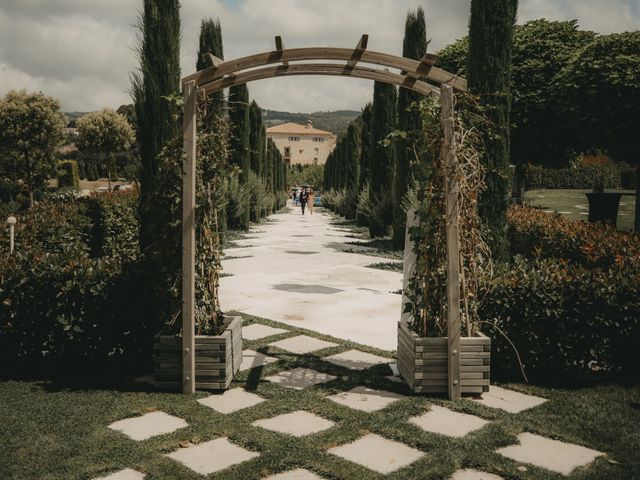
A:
[262, 109, 360, 136]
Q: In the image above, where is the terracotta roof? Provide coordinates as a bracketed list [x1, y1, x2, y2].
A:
[266, 122, 333, 136]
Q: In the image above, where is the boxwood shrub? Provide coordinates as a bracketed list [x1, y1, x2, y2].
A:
[523, 163, 621, 190]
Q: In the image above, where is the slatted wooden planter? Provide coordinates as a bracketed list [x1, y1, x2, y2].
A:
[153, 315, 243, 390]
[397, 320, 490, 394]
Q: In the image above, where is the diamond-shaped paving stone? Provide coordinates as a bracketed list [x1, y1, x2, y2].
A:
[262, 468, 325, 479]
[473, 386, 547, 413]
[328, 433, 424, 474]
[108, 411, 187, 441]
[239, 349, 279, 372]
[198, 388, 265, 414]
[166, 437, 259, 475]
[409, 405, 488, 438]
[94, 469, 146, 480]
[322, 349, 391, 370]
[327, 386, 405, 412]
[265, 367, 337, 390]
[242, 323, 288, 340]
[450, 469, 505, 480]
[252, 410, 334, 437]
[268, 335, 338, 354]
[495, 432, 604, 476]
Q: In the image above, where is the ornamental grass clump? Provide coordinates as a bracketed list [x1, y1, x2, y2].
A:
[405, 95, 491, 338]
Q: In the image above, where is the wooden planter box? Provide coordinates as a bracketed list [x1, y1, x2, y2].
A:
[397, 320, 490, 394]
[153, 315, 243, 390]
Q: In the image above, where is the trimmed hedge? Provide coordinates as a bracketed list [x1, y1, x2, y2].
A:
[507, 204, 640, 269]
[523, 163, 621, 190]
[57, 160, 80, 190]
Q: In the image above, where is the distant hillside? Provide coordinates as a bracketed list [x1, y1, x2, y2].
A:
[262, 109, 360, 136]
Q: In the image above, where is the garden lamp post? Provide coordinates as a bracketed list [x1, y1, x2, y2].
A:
[6, 216, 16, 254]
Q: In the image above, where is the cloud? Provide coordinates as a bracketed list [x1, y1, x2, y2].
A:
[0, 0, 638, 113]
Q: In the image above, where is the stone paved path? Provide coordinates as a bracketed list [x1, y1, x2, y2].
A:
[220, 204, 403, 350]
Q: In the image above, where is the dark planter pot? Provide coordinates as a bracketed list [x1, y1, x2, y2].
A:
[586, 192, 623, 225]
[397, 320, 490, 395]
[153, 315, 243, 390]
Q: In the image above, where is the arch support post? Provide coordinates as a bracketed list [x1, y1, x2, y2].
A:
[182, 80, 197, 394]
[442, 84, 461, 400]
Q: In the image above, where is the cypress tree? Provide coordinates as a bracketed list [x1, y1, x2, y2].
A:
[369, 81, 397, 237]
[249, 101, 265, 177]
[393, 7, 428, 249]
[132, 0, 181, 250]
[468, 0, 518, 260]
[228, 84, 251, 229]
[345, 123, 361, 192]
[196, 18, 224, 119]
[359, 103, 373, 190]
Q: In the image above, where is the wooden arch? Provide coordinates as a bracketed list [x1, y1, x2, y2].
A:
[180, 35, 466, 399]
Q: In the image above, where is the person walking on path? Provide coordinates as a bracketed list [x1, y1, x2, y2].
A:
[299, 188, 309, 215]
[308, 188, 316, 215]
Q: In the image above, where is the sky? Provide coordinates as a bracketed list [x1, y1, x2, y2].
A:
[0, 0, 638, 114]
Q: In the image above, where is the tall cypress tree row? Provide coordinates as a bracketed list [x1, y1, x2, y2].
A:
[468, 0, 518, 260]
[133, 0, 181, 251]
[369, 81, 397, 237]
[393, 7, 428, 248]
[249, 101, 265, 177]
[196, 18, 224, 119]
[228, 84, 251, 229]
[345, 123, 361, 192]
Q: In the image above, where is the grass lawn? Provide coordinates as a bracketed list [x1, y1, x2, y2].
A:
[524, 189, 636, 231]
[1, 313, 639, 480]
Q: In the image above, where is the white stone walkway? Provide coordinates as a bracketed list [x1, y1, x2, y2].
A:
[220, 204, 402, 350]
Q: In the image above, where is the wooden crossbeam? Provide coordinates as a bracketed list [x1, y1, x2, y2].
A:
[274, 35, 288, 67]
[202, 53, 224, 71]
[408, 53, 438, 79]
[346, 34, 369, 69]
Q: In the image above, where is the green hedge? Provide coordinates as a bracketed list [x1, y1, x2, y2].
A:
[481, 256, 640, 382]
[57, 160, 80, 190]
[523, 163, 621, 189]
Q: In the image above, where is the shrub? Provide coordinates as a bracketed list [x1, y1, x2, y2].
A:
[480, 256, 640, 382]
[507, 204, 640, 269]
[56, 160, 80, 190]
[225, 172, 250, 230]
[619, 162, 637, 189]
[523, 163, 620, 189]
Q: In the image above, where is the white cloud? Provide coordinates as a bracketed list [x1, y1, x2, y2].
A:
[0, 0, 638, 113]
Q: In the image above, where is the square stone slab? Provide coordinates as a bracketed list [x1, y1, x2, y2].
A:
[108, 411, 187, 441]
[262, 468, 325, 479]
[409, 405, 488, 438]
[473, 386, 547, 413]
[240, 349, 279, 372]
[243, 323, 288, 340]
[166, 437, 259, 475]
[326, 386, 405, 412]
[265, 368, 337, 390]
[322, 349, 391, 370]
[268, 335, 338, 354]
[328, 433, 424, 474]
[495, 432, 604, 476]
[252, 410, 334, 437]
[198, 388, 265, 414]
[95, 469, 146, 480]
[450, 469, 505, 480]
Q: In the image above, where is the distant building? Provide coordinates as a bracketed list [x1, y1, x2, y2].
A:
[266, 120, 336, 166]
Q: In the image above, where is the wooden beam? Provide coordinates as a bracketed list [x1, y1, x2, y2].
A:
[274, 35, 288, 67]
[441, 83, 461, 401]
[202, 53, 224, 70]
[346, 34, 369, 69]
[182, 47, 467, 92]
[200, 63, 440, 97]
[182, 80, 197, 394]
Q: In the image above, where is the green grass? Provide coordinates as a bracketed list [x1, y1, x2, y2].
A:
[1, 313, 639, 479]
[524, 189, 636, 231]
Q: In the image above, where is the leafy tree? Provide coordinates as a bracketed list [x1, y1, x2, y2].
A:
[394, 6, 428, 248]
[0, 90, 65, 208]
[116, 104, 136, 129]
[557, 31, 640, 231]
[468, 0, 518, 260]
[369, 81, 397, 237]
[196, 18, 224, 119]
[76, 109, 135, 191]
[132, 0, 181, 250]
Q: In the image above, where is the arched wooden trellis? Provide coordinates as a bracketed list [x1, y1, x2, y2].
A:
[180, 35, 467, 398]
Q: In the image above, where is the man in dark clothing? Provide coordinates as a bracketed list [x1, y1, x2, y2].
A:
[299, 189, 308, 215]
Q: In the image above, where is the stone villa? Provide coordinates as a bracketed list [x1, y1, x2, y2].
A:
[266, 121, 336, 166]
